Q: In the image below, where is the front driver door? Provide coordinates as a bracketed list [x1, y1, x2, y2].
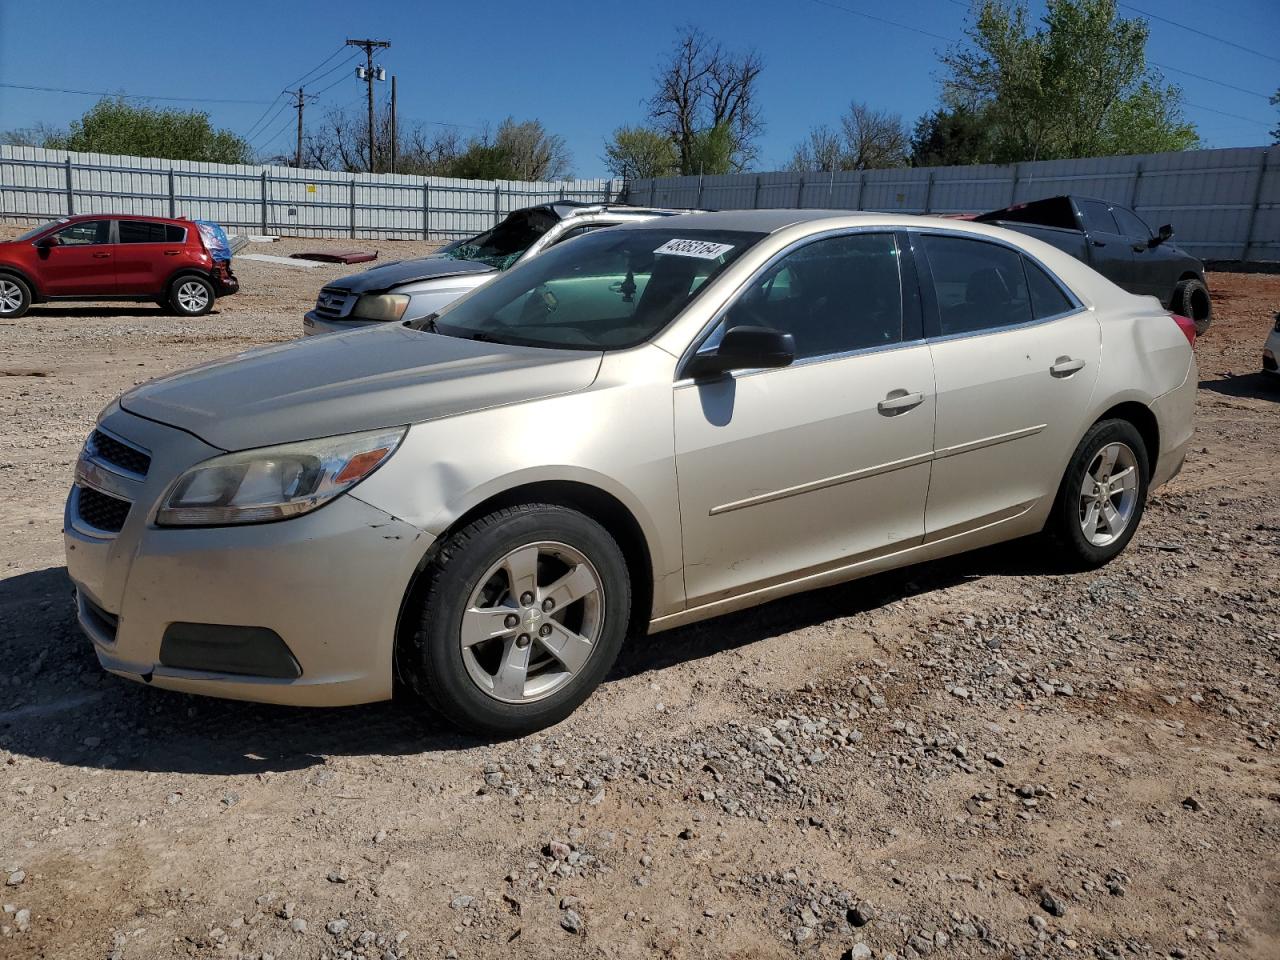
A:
[37, 219, 115, 296]
[674, 231, 936, 608]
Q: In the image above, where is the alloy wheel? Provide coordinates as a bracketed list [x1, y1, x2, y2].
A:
[177, 281, 210, 312]
[0, 279, 23, 314]
[1078, 441, 1139, 546]
[459, 541, 604, 704]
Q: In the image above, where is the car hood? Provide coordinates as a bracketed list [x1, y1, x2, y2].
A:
[329, 255, 496, 294]
[120, 324, 603, 451]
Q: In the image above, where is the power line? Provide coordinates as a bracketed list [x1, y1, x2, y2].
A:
[285, 45, 349, 88]
[1117, 2, 1280, 64]
[242, 46, 358, 140]
[803, 0, 953, 43]
[1183, 100, 1273, 127]
[246, 98, 292, 142]
[0, 81, 273, 105]
[1150, 62, 1274, 100]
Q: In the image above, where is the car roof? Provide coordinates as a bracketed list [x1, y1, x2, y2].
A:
[62, 213, 192, 225]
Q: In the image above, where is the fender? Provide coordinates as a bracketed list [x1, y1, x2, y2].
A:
[0, 263, 43, 301]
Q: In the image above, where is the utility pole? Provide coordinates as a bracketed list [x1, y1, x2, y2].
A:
[347, 38, 390, 173]
[389, 75, 397, 174]
[287, 87, 316, 168]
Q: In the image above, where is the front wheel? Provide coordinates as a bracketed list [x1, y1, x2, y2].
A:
[168, 275, 214, 316]
[1045, 419, 1150, 569]
[402, 503, 631, 737]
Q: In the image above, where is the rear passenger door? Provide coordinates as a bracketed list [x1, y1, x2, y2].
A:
[1075, 199, 1134, 290]
[115, 220, 187, 295]
[915, 232, 1100, 539]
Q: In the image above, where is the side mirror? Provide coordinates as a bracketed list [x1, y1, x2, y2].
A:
[35, 235, 59, 248]
[1150, 224, 1173, 247]
[686, 324, 796, 379]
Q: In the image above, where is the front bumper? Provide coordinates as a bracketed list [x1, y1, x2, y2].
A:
[303, 310, 380, 337]
[64, 408, 429, 707]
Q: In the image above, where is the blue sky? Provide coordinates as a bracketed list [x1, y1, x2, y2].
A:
[1, 0, 1276, 177]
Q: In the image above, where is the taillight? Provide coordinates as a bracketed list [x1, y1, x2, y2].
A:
[1171, 313, 1196, 347]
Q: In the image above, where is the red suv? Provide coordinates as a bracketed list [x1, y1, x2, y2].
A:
[0, 214, 238, 319]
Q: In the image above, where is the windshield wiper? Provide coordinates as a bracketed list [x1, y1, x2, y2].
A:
[411, 312, 440, 332]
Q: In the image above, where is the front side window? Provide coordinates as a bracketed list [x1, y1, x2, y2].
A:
[417, 228, 763, 351]
[1111, 206, 1151, 241]
[922, 234, 1032, 335]
[19, 219, 68, 241]
[53, 220, 110, 246]
[707, 232, 904, 361]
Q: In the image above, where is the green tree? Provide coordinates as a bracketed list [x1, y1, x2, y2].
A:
[1271, 88, 1279, 144]
[603, 126, 678, 179]
[42, 98, 252, 163]
[941, 0, 1198, 162]
[909, 107, 993, 166]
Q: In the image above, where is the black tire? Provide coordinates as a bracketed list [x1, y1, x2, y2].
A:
[1045, 419, 1150, 570]
[167, 275, 215, 317]
[402, 503, 631, 737]
[0, 273, 32, 319]
[1172, 277, 1212, 335]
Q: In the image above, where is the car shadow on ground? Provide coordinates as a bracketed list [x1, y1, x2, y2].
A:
[0, 539, 1059, 777]
[1199, 373, 1280, 400]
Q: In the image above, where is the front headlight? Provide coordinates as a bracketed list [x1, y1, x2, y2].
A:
[351, 293, 410, 322]
[157, 427, 406, 527]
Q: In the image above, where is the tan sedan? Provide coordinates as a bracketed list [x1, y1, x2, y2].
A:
[65, 211, 1197, 735]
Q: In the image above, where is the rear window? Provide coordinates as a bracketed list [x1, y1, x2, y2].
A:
[119, 220, 184, 243]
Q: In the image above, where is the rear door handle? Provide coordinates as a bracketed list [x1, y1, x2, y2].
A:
[1050, 357, 1087, 377]
[163, 250, 181, 256]
[91, 252, 111, 259]
[877, 390, 925, 415]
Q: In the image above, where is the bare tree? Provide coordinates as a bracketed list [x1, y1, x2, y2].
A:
[492, 118, 572, 181]
[790, 102, 909, 172]
[647, 26, 764, 174]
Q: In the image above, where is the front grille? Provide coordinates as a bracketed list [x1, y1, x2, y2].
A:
[314, 287, 356, 319]
[77, 486, 131, 533]
[88, 430, 150, 476]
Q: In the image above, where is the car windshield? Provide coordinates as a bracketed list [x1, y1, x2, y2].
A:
[412, 228, 764, 351]
[17, 219, 67, 241]
[441, 207, 560, 270]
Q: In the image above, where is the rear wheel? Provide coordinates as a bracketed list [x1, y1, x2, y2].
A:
[1172, 277, 1211, 335]
[1045, 419, 1150, 569]
[0, 275, 32, 318]
[401, 503, 631, 737]
[168, 275, 214, 316]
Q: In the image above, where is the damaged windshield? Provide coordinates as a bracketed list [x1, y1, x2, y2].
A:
[441, 207, 560, 270]
[411, 227, 764, 351]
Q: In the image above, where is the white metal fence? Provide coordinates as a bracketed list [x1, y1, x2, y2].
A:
[624, 145, 1280, 264]
[0, 145, 622, 240]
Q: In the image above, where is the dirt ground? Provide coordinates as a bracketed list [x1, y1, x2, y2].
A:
[0, 230, 1277, 960]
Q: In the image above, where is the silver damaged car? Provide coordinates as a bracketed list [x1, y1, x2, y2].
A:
[65, 211, 1198, 735]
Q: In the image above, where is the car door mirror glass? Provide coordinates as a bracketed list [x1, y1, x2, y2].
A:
[687, 324, 796, 379]
[1152, 224, 1173, 246]
[36, 235, 59, 248]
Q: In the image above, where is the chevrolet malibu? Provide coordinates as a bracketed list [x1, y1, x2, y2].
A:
[65, 211, 1197, 736]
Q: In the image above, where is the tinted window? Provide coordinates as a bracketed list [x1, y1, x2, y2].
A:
[713, 232, 903, 360]
[119, 220, 168, 243]
[53, 220, 109, 245]
[1111, 206, 1151, 240]
[1076, 199, 1119, 235]
[420, 228, 762, 351]
[922, 234, 1031, 336]
[1024, 257, 1075, 319]
[552, 224, 603, 245]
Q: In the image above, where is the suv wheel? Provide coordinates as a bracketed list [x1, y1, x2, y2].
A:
[1046, 419, 1150, 569]
[0, 275, 32, 318]
[401, 503, 631, 737]
[169, 276, 214, 316]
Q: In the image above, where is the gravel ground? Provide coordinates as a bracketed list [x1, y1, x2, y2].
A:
[0, 233, 1277, 960]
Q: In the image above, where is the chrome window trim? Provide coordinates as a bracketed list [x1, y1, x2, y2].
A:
[675, 225, 909, 381]
[674, 337, 928, 388]
[907, 226, 1088, 343]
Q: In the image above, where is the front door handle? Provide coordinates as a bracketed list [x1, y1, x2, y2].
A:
[91, 252, 111, 259]
[877, 390, 925, 415]
[1091, 238, 1107, 247]
[1050, 356, 1087, 377]
[1131, 243, 1146, 253]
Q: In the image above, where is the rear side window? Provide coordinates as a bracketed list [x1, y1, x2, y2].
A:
[921, 235, 1031, 336]
[1024, 258, 1076, 319]
[1076, 199, 1119, 236]
[118, 220, 174, 243]
[1110, 206, 1151, 241]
